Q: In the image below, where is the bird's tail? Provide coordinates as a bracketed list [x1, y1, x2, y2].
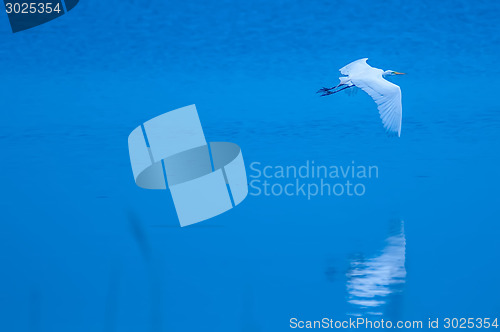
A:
[345, 86, 358, 96]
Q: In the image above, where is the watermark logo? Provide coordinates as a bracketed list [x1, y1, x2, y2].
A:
[128, 105, 248, 227]
[4, 0, 79, 33]
[249, 160, 378, 200]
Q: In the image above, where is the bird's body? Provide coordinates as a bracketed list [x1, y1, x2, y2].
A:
[318, 58, 405, 137]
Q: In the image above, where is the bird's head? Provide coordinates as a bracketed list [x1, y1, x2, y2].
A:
[383, 70, 406, 76]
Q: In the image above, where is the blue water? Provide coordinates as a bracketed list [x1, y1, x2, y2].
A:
[1, 0, 499, 330]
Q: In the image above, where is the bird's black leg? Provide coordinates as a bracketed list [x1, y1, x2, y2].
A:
[319, 84, 354, 97]
[316, 86, 336, 94]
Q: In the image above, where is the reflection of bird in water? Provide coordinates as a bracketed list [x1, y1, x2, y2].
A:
[318, 58, 406, 137]
[346, 221, 406, 315]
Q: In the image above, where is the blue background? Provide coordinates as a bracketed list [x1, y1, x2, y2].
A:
[0, 0, 499, 330]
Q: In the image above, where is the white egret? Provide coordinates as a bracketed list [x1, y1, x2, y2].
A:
[318, 58, 406, 137]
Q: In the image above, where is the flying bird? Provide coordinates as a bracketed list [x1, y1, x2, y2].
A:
[318, 58, 406, 137]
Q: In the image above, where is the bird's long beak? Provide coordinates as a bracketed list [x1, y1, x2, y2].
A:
[394, 72, 406, 75]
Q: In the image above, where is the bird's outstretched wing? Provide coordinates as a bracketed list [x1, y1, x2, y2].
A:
[351, 74, 402, 137]
[339, 58, 371, 76]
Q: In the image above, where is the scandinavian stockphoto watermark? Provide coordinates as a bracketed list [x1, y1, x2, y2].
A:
[249, 161, 379, 200]
[128, 105, 248, 227]
[4, 0, 79, 33]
